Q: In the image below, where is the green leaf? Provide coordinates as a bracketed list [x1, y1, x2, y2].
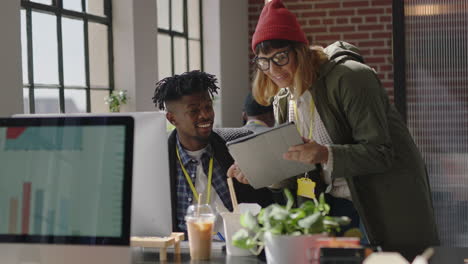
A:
[323, 219, 340, 228]
[257, 209, 266, 225]
[290, 210, 306, 220]
[269, 205, 289, 221]
[232, 228, 249, 240]
[322, 204, 331, 214]
[298, 212, 321, 229]
[319, 193, 326, 205]
[258, 207, 271, 229]
[232, 229, 254, 249]
[240, 212, 258, 230]
[285, 189, 294, 210]
[300, 201, 317, 215]
[331, 216, 351, 225]
[269, 222, 284, 235]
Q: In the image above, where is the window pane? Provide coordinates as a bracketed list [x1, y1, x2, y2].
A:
[405, 0, 468, 246]
[62, 17, 85, 87]
[23, 88, 30, 114]
[171, 0, 183, 32]
[157, 33, 172, 80]
[86, 0, 104, 16]
[90, 90, 110, 113]
[174, 37, 187, 75]
[88, 22, 109, 88]
[32, 12, 59, 85]
[21, 10, 28, 85]
[189, 40, 201, 70]
[63, 0, 82, 12]
[31, 0, 52, 5]
[34, 88, 60, 113]
[64, 89, 86, 113]
[157, 0, 169, 30]
[187, 0, 200, 39]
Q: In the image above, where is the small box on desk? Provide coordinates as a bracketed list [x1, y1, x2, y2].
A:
[319, 247, 365, 264]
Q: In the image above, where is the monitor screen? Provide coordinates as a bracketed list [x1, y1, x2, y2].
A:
[0, 116, 133, 245]
[11, 112, 173, 238]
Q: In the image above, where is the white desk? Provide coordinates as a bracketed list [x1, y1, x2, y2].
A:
[131, 246, 468, 264]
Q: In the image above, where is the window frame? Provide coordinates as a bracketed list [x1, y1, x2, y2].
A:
[392, 0, 407, 123]
[20, 0, 114, 113]
[157, 0, 204, 77]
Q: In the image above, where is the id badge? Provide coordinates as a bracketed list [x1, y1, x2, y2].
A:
[297, 177, 316, 199]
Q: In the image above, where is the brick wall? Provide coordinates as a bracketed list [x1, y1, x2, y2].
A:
[248, 0, 394, 100]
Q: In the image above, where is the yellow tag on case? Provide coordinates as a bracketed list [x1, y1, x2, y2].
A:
[297, 177, 316, 199]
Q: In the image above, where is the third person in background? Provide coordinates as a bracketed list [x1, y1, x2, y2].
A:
[242, 91, 275, 134]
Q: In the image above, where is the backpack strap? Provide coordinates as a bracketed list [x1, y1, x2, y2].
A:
[329, 50, 365, 64]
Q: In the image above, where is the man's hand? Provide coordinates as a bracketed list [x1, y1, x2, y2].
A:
[283, 138, 328, 164]
[227, 163, 250, 184]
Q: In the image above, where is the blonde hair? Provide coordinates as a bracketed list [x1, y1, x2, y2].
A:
[253, 43, 328, 105]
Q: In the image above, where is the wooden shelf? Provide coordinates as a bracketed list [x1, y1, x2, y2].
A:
[131, 232, 185, 261]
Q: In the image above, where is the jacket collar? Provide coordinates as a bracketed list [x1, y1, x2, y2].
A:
[175, 134, 213, 166]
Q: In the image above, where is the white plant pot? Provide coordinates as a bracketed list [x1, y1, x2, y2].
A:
[264, 232, 327, 264]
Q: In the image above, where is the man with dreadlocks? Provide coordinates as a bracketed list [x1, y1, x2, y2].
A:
[153, 70, 274, 234]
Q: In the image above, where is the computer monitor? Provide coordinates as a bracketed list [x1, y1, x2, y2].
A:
[0, 116, 134, 264]
[12, 112, 173, 237]
[122, 112, 172, 237]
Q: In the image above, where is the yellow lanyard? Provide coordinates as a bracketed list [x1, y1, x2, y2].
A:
[176, 146, 214, 204]
[292, 97, 315, 139]
[293, 98, 317, 199]
[246, 120, 268, 127]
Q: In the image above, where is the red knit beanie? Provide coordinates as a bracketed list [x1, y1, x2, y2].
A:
[251, 0, 308, 53]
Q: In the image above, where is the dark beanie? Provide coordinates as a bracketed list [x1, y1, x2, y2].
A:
[251, 0, 308, 52]
[244, 92, 273, 116]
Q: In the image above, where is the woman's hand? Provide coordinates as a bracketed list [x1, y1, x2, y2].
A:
[227, 163, 250, 184]
[283, 138, 329, 164]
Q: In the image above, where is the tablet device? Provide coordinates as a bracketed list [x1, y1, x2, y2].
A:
[227, 122, 316, 189]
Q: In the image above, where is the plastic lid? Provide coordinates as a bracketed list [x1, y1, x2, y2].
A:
[185, 204, 216, 221]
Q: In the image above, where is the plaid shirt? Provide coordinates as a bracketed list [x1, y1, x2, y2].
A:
[175, 138, 233, 231]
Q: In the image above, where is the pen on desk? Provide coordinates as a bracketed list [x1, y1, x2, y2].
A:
[217, 232, 225, 242]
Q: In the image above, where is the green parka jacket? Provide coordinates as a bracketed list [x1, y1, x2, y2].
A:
[273, 41, 439, 253]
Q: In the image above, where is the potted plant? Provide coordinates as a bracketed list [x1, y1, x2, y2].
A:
[232, 189, 351, 264]
[105, 90, 128, 112]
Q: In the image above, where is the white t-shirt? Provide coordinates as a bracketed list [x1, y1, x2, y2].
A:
[290, 90, 351, 199]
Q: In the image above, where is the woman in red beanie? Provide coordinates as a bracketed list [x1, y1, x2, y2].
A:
[229, 0, 439, 259]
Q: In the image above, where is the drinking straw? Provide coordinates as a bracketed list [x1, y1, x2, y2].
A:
[227, 177, 239, 213]
[197, 193, 202, 217]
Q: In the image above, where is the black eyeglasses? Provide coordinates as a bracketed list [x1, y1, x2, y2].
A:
[253, 49, 291, 71]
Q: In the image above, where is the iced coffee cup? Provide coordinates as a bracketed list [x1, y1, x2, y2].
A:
[185, 204, 216, 260]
